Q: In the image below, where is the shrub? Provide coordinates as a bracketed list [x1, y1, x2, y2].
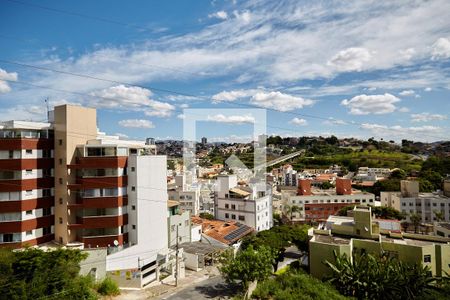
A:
[96, 277, 120, 296]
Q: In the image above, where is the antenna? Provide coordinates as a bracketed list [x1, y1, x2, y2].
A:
[44, 97, 49, 122]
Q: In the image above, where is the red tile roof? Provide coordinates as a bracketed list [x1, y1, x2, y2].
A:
[191, 216, 254, 245]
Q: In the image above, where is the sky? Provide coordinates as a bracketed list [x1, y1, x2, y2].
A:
[0, 0, 449, 143]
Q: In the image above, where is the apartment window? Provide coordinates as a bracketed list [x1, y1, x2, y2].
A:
[131, 167, 135, 172]
[3, 234, 13, 242]
[43, 227, 51, 235]
[26, 210, 32, 215]
[8, 150, 13, 159]
[26, 230, 32, 236]
[42, 149, 51, 158]
[402, 203, 406, 206]
[409, 203, 413, 206]
[58, 139, 63, 146]
[225, 204, 229, 209]
[42, 207, 51, 216]
[433, 203, 437, 207]
[43, 189, 51, 197]
[231, 204, 236, 210]
[26, 149, 32, 154]
[238, 215, 245, 221]
[424, 255, 431, 263]
[59, 217, 63, 224]
[59, 158, 63, 165]
[131, 186, 136, 192]
[132, 225, 136, 230]
[132, 205, 136, 210]
[441, 203, 445, 207]
[231, 214, 236, 220]
[25, 169, 32, 175]
[59, 178, 63, 184]
[26, 190, 33, 196]
[225, 213, 229, 218]
[59, 198, 63, 204]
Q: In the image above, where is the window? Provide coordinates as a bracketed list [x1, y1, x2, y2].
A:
[225, 213, 229, 218]
[424, 255, 431, 263]
[42, 207, 51, 216]
[59, 178, 63, 184]
[239, 215, 245, 221]
[225, 204, 229, 209]
[131, 167, 135, 172]
[185, 220, 189, 226]
[59, 198, 63, 204]
[26, 230, 32, 236]
[25, 169, 32, 175]
[26, 190, 33, 196]
[231, 204, 236, 210]
[3, 234, 13, 242]
[59, 217, 63, 224]
[58, 139, 63, 146]
[131, 186, 136, 192]
[26, 149, 32, 154]
[132, 225, 136, 230]
[231, 214, 236, 220]
[8, 150, 13, 159]
[433, 203, 437, 207]
[43, 189, 51, 197]
[43, 227, 51, 235]
[59, 158, 63, 165]
[26, 210, 32, 215]
[132, 205, 136, 210]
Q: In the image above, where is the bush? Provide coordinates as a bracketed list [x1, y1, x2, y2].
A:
[96, 277, 120, 296]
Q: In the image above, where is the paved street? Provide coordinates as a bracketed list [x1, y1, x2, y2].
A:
[159, 275, 237, 300]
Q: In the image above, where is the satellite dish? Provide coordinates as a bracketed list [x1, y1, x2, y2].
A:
[113, 240, 119, 246]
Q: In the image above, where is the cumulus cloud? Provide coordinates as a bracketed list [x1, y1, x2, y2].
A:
[290, 117, 308, 126]
[410, 112, 447, 122]
[91, 85, 175, 117]
[0, 68, 18, 93]
[212, 89, 257, 102]
[398, 107, 410, 113]
[328, 48, 372, 72]
[206, 114, 255, 124]
[114, 133, 129, 139]
[341, 93, 400, 115]
[250, 91, 314, 111]
[118, 119, 155, 128]
[209, 10, 228, 20]
[360, 123, 443, 140]
[431, 37, 450, 59]
[424, 87, 432, 92]
[399, 90, 415, 96]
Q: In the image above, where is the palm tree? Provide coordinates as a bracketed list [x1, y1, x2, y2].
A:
[410, 213, 422, 234]
[434, 210, 445, 222]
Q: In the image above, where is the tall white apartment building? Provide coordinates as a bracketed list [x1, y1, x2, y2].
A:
[214, 175, 273, 232]
[168, 173, 200, 215]
[281, 165, 298, 186]
[381, 180, 450, 223]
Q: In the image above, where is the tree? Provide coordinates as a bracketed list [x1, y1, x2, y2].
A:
[420, 170, 443, 191]
[325, 252, 435, 300]
[320, 181, 334, 189]
[290, 205, 302, 221]
[410, 213, 422, 233]
[390, 169, 407, 180]
[220, 245, 274, 289]
[199, 212, 214, 220]
[434, 210, 445, 222]
[419, 179, 434, 192]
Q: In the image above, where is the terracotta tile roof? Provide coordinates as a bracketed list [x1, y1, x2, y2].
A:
[191, 216, 254, 245]
[168, 200, 179, 208]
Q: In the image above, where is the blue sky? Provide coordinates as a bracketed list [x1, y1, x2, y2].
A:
[0, 0, 449, 142]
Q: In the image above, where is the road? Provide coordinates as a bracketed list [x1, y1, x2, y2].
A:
[159, 275, 236, 300]
[254, 149, 305, 171]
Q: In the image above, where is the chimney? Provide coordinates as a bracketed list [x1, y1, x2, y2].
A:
[336, 178, 352, 195]
[297, 179, 312, 195]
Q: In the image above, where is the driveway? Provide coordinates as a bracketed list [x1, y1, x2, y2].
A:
[159, 275, 238, 300]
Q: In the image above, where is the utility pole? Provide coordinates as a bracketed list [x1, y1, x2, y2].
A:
[175, 224, 179, 287]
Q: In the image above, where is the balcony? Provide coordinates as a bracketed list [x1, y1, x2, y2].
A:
[68, 156, 127, 169]
[0, 177, 54, 192]
[0, 215, 54, 233]
[0, 138, 53, 151]
[69, 214, 128, 229]
[68, 196, 128, 209]
[82, 233, 128, 248]
[0, 196, 53, 213]
[0, 158, 54, 171]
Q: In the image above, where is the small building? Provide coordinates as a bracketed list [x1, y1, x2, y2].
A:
[309, 206, 450, 280]
[167, 200, 191, 247]
[434, 222, 450, 238]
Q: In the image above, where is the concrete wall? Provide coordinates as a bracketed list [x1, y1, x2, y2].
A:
[79, 248, 107, 281]
[309, 240, 351, 279]
[168, 210, 191, 247]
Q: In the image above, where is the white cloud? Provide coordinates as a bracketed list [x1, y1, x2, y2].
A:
[431, 37, 450, 59]
[250, 91, 314, 111]
[410, 112, 447, 122]
[91, 85, 175, 117]
[341, 93, 400, 115]
[398, 107, 410, 113]
[327, 48, 372, 72]
[212, 89, 257, 102]
[360, 123, 444, 141]
[118, 119, 155, 128]
[179, 103, 189, 108]
[323, 118, 347, 126]
[399, 48, 416, 60]
[0, 68, 18, 94]
[209, 10, 228, 20]
[0, 105, 45, 121]
[206, 114, 255, 124]
[290, 118, 308, 126]
[114, 133, 129, 139]
[399, 90, 415, 96]
[424, 87, 432, 92]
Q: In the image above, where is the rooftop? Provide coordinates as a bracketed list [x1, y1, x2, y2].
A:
[191, 216, 254, 245]
[436, 222, 450, 230]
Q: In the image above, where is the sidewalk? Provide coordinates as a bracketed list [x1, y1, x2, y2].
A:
[115, 266, 220, 300]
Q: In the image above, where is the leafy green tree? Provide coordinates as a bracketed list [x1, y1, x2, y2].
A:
[434, 210, 445, 222]
[320, 181, 335, 189]
[220, 245, 274, 289]
[390, 169, 407, 179]
[199, 212, 214, 220]
[420, 170, 443, 191]
[419, 179, 434, 192]
[372, 179, 400, 196]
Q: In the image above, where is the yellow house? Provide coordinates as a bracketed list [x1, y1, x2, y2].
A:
[309, 206, 450, 279]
